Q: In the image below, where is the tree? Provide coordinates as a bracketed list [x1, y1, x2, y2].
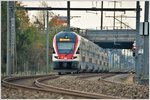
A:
[33, 1, 49, 30]
[15, 2, 32, 72]
[49, 16, 67, 27]
[2, 1, 67, 74]
[16, 2, 30, 29]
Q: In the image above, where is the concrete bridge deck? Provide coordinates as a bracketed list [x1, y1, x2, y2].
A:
[85, 29, 136, 49]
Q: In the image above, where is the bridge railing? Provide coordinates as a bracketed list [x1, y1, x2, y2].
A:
[86, 29, 136, 34]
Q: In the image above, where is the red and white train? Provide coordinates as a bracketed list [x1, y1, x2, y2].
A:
[52, 31, 109, 74]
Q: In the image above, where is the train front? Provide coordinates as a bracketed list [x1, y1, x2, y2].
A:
[52, 31, 80, 74]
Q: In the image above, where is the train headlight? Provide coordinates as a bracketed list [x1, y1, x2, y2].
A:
[64, 57, 67, 59]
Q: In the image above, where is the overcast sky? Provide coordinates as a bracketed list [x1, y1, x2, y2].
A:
[22, 1, 144, 29]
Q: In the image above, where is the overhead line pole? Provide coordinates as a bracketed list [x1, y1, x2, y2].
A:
[101, 1, 103, 30]
[135, 1, 140, 81]
[67, 1, 70, 29]
[143, 1, 149, 83]
[7, 1, 16, 76]
[46, 10, 49, 74]
[7, 1, 10, 76]
[113, 1, 116, 29]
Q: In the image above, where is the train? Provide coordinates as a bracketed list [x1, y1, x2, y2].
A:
[52, 31, 109, 74]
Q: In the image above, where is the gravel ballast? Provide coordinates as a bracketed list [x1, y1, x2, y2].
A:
[1, 86, 84, 99]
[47, 76, 149, 99]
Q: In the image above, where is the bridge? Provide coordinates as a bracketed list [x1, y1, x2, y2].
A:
[85, 29, 136, 49]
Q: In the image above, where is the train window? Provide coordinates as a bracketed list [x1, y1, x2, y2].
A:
[107, 63, 109, 66]
[95, 60, 97, 64]
[97, 55, 99, 59]
[99, 56, 101, 60]
[76, 48, 80, 54]
[89, 52, 92, 56]
[102, 56, 104, 60]
[80, 48, 82, 54]
[89, 58, 92, 63]
[82, 50, 85, 55]
[82, 41, 85, 45]
[105, 57, 107, 61]
[57, 42, 74, 54]
[92, 52, 94, 56]
[99, 61, 102, 65]
[89, 45, 92, 51]
[87, 50, 89, 55]
[82, 56, 85, 62]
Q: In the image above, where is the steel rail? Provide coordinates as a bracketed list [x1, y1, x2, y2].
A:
[1, 75, 56, 90]
[75, 73, 115, 79]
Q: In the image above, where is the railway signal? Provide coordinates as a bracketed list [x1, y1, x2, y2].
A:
[132, 41, 137, 56]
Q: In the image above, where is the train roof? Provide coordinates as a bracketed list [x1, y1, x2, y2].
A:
[57, 31, 76, 34]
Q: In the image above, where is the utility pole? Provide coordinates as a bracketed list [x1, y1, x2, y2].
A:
[46, 10, 49, 74]
[7, 1, 16, 76]
[101, 1, 103, 30]
[108, 1, 122, 29]
[113, 1, 116, 29]
[135, 1, 141, 82]
[67, 1, 70, 29]
[142, 1, 149, 83]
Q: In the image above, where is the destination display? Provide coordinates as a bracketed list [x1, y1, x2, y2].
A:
[59, 38, 70, 41]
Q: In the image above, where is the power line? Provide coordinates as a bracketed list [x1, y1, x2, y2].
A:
[106, 15, 135, 30]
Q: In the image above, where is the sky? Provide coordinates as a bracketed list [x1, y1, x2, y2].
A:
[22, 1, 144, 30]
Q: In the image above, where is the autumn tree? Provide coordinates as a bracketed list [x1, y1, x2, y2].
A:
[33, 1, 49, 30]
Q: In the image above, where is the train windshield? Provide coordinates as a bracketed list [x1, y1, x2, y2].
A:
[57, 42, 75, 54]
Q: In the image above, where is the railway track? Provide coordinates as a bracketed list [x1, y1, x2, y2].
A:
[76, 72, 134, 85]
[75, 73, 116, 79]
[2, 73, 123, 99]
[34, 73, 122, 99]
